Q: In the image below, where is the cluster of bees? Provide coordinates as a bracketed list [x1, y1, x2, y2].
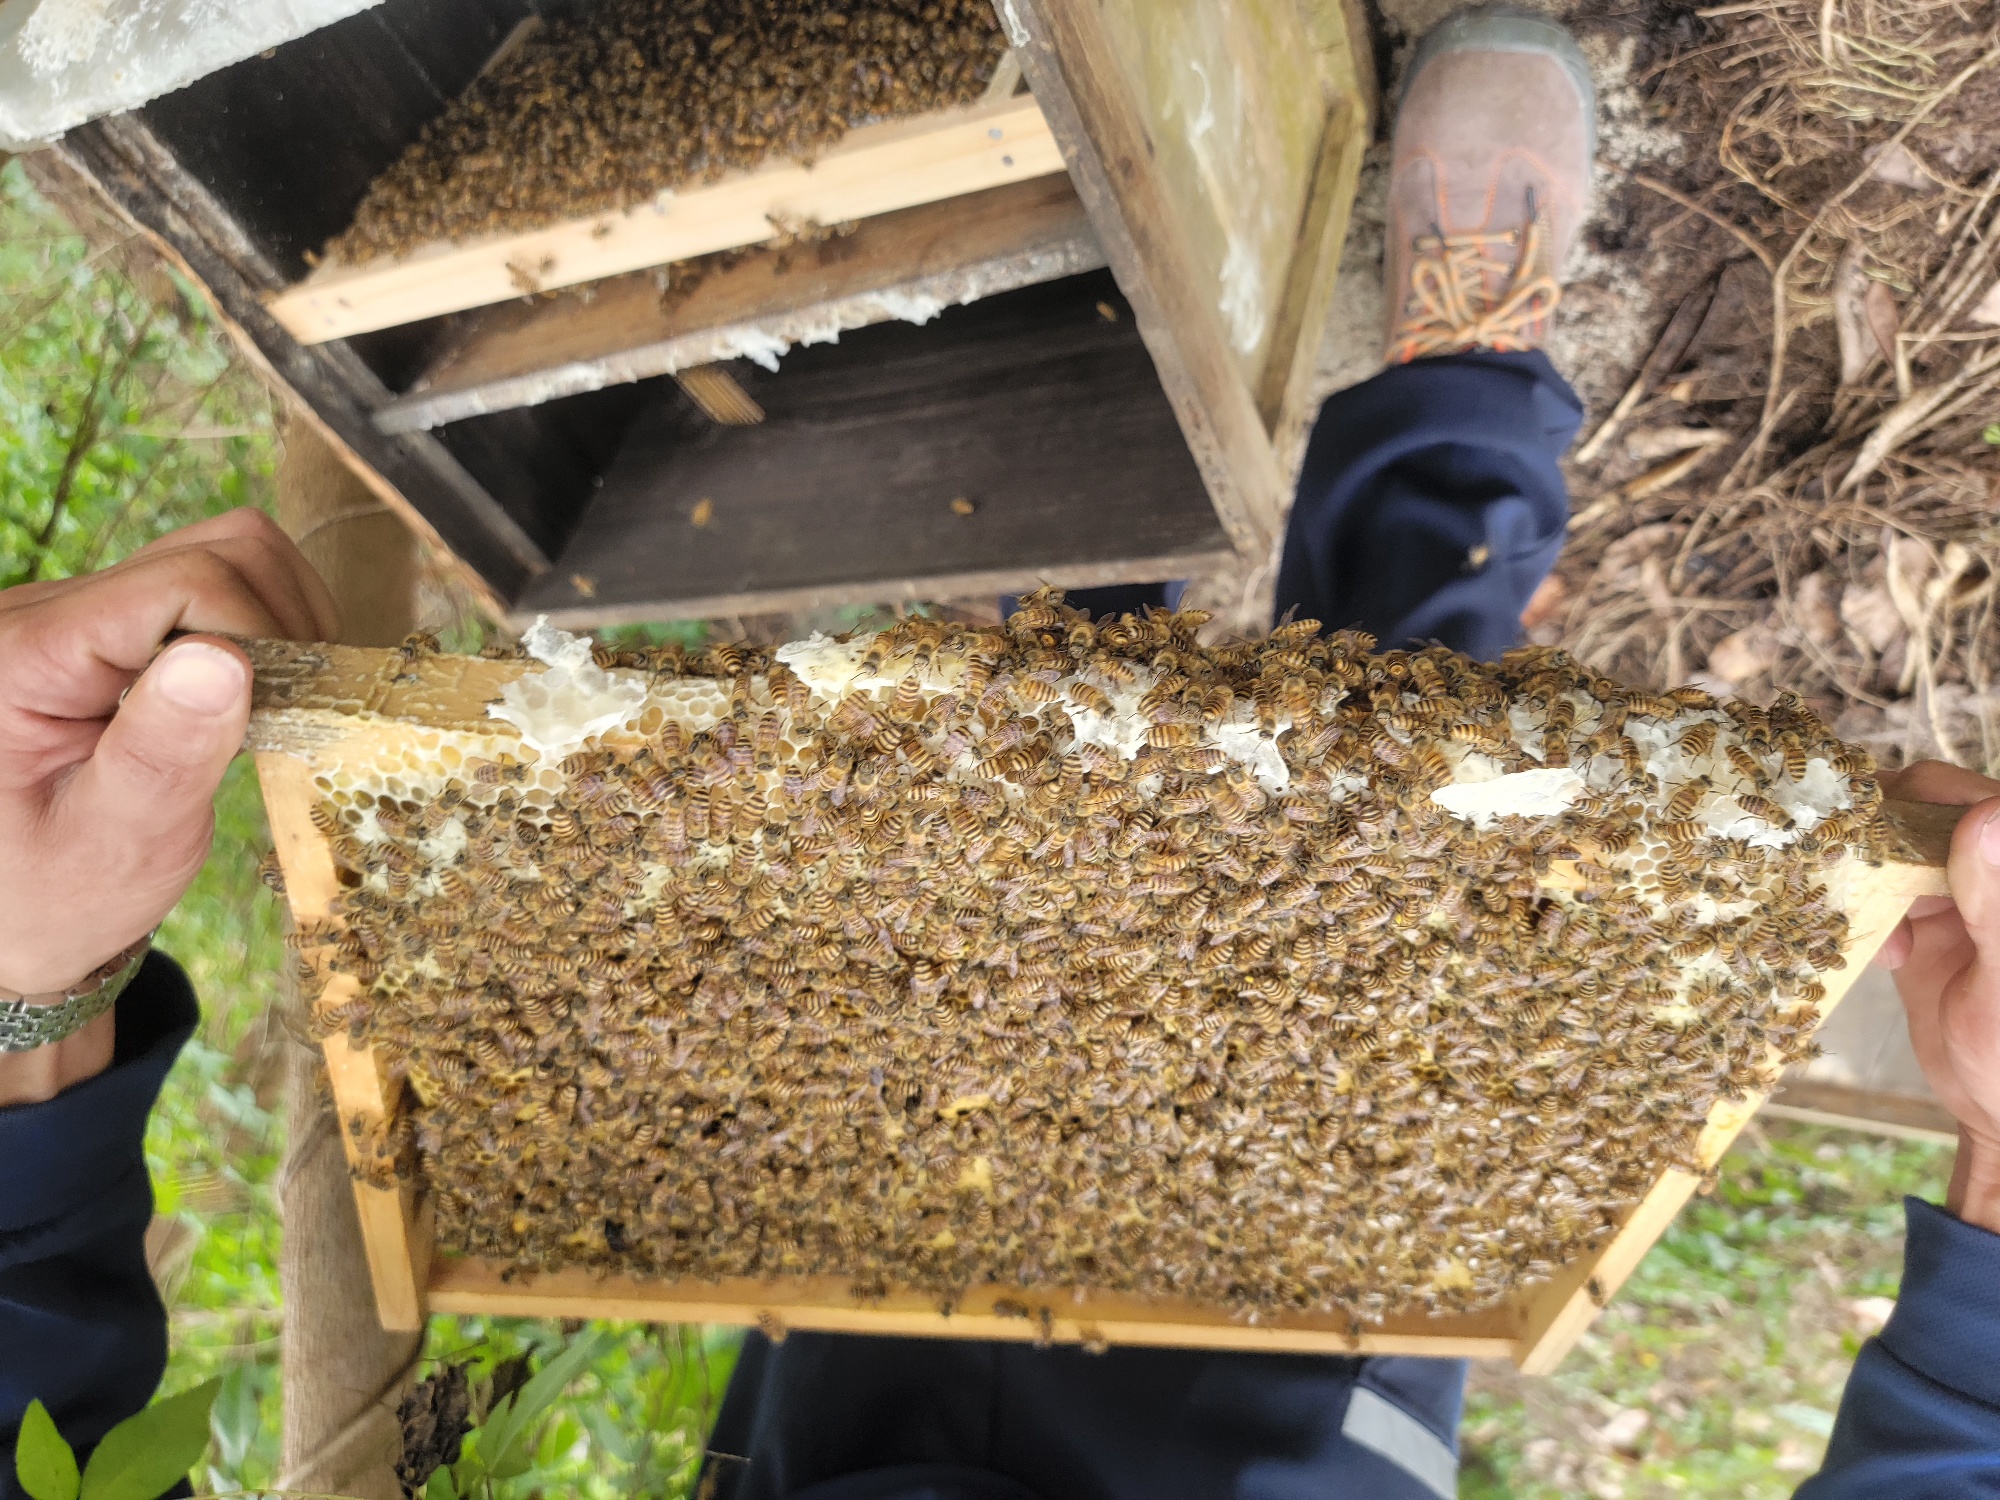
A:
[295, 594, 1882, 1321]
[333, 0, 1008, 262]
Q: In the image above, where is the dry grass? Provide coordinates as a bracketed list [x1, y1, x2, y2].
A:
[1552, 0, 2000, 773]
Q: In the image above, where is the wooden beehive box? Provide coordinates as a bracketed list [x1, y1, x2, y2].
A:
[248, 634, 1949, 1369]
[50, 0, 1372, 625]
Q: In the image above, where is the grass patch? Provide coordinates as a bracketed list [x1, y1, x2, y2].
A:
[1462, 1121, 1951, 1498]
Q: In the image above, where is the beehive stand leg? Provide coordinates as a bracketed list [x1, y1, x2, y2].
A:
[271, 424, 425, 1500]
[1513, 861, 1939, 1374]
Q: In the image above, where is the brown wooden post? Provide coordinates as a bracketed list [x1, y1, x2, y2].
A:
[273, 421, 423, 1500]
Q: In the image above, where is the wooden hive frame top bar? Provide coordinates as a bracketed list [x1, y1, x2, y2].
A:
[267, 92, 1065, 345]
[371, 174, 1108, 434]
[246, 638, 1949, 1364]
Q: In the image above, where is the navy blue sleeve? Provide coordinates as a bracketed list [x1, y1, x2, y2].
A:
[1, 954, 197, 1499]
[1797, 1197, 2000, 1498]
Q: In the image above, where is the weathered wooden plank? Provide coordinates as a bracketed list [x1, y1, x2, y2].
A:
[268, 94, 1066, 345]
[374, 175, 1107, 433]
[1765, 1079, 1960, 1144]
[511, 273, 1231, 626]
[1766, 962, 1957, 1143]
[517, 549, 1237, 633]
[1007, 0, 1291, 555]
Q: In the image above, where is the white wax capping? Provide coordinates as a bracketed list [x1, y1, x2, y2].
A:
[774, 632, 868, 698]
[417, 817, 468, 869]
[1772, 757, 1851, 824]
[488, 616, 649, 762]
[775, 630, 957, 701]
[521, 617, 597, 673]
[1058, 666, 1157, 761]
[1211, 706, 1292, 793]
[1058, 672, 1291, 792]
[1431, 766, 1587, 826]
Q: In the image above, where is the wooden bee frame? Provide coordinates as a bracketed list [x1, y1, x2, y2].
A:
[266, 91, 1066, 346]
[248, 640, 1948, 1368]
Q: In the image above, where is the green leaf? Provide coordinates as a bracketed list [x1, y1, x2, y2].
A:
[426, 1464, 460, 1500]
[79, 1379, 221, 1500]
[208, 1364, 259, 1472]
[487, 1447, 534, 1483]
[1985, 423, 2000, 445]
[14, 1400, 80, 1500]
[474, 1330, 605, 1479]
[460, 1395, 509, 1480]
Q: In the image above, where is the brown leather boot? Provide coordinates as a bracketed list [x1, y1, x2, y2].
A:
[1384, 7, 1596, 364]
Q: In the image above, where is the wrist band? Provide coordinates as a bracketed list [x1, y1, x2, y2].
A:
[0, 935, 155, 1054]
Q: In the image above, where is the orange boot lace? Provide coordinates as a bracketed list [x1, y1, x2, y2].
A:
[1387, 210, 1562, 364]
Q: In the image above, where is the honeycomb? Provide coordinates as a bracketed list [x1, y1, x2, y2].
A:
[331, 0, 1008, 263]
[285, 595, 1883, 1323]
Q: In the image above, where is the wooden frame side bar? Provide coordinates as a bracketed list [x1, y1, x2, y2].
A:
[268, 94, 1066, 345]
[1512, 860, 1944, 1374]
[256, 749, 431, 1332]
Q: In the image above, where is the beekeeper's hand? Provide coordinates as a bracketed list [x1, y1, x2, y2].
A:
[1878, 760, 2000, 1235]
[0, 508, 334, 1104]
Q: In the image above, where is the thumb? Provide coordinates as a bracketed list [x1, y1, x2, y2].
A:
[69, 637, 250, 871]
[1946, 797, 2000, 947]
[1938, 796, 2000, 1141]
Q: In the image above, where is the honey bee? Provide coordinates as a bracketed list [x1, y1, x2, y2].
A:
[1736, 793, 1793, 827]
[1448, 722, 1510, 754]
[1677, 722, 1718, 758]
[1066, 681, 1114, 716]
[1777, 737, 1810, 783]
[1406, 742, 1452, 788]
[1662, 778, 1710, 822]
[1013, 675, 1062, 707]
[1094, 657, 1140, 688]
[890, 672, 927, 721]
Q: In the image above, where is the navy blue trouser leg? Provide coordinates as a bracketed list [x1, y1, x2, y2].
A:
[701, 353, 1582, 1500]
[1276, 349, 1582, 655]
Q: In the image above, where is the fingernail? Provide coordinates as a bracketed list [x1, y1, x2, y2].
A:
[1981, 807, 2000, 868]
[153, 642, 246, 714]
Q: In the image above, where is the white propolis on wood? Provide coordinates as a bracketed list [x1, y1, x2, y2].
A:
[267, 93, 1066, 345]
[245, 639, 1956, 1366]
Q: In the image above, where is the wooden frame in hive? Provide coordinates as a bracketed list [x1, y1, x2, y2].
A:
[248, 638, 1947, 1371]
